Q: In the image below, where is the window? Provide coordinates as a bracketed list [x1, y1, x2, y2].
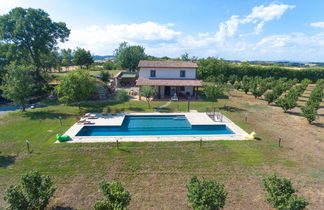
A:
[180, 86, 185, 91]
[150, 70, 156, 77]
[180, 70, 186, 78]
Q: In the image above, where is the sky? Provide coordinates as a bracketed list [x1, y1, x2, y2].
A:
[1, 0, 324, 62]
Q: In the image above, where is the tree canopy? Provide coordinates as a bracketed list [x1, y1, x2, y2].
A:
[187, 175, 227, 210]
[4, 170, 56, 210]
[0, 7, 70, 85]
[114, 42, 146, 71]
[94, 180, 131, 210]
[1, 63, 36, 111]
[73, 48, 94, 69]
[140, 86, 155, 108]
[55, 69, 97, 106]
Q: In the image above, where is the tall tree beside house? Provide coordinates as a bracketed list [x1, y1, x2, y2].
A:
[140, 86, 155, 108]
[0, 7, 70, 87]
[1, 64, 36, 111]
[114, 42, 146, 71]
[73, 48, 94, 69]
[55, 69, 97, 109]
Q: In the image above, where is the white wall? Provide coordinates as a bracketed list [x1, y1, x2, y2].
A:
[139, 67, 196, 79]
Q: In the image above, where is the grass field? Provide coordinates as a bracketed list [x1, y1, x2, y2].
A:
[0, 88, 323, 209]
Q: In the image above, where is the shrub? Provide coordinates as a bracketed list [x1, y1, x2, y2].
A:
[100, 70, 110, 83]
[261, 174, 308, 210]
[116, 90, 129, 102]
[4, 171, 56, 210]
[187, 175, 227, 210]
[94, 180, 131, 210]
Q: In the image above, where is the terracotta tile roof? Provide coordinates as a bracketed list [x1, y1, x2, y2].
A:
[138, 60, 198, 68]
[136, 78, 203, 87]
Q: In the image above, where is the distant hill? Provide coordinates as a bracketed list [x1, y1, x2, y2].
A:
[92, 55, 115, 61]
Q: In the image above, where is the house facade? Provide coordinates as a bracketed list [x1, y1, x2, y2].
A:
[136, 60, 202, 99]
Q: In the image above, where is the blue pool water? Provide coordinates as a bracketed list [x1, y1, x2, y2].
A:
[76, 115, 234, 136]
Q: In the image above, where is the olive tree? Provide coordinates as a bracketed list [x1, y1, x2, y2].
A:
[187, 175, 227, 210]
[1, 64, 36, 111]
[140, 86, 155, 108]
[4, 171, 56, 210]
[94, 180, 131, 210]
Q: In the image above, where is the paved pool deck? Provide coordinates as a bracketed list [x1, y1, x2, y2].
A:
[61, 112, 249, 143]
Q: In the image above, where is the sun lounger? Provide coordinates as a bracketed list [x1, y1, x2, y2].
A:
[77, 118, 91, 124]
[88, 114, 97, 119]
[84, 113, 90, 117]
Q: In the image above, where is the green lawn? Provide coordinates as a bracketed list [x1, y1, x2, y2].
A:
[0, 99, 274, 176]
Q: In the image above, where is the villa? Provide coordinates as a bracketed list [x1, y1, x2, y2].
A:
[136, 60, 203, 100]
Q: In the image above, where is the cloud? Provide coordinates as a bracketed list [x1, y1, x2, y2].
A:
[310, 22, 324, 28]
[215, 3, 295, 40]
[60, 22, 181, 54]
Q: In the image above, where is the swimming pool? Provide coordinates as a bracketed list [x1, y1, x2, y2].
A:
[76, 115, 234, 136]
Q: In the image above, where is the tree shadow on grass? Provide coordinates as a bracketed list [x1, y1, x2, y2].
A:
[312, 122, 324, 128]
[51, 206, 74, 210]
[286, 111, 303, 117]
[22, 110, 73, 120]
[219, 105, 246, 112]
[0, 155, 16, 168]
[128, 107, 144, 112]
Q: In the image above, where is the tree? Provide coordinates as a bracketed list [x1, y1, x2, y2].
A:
[241, 76, 251, 94]
[1, 64, 36, 111]
[0, 7, 70, 86]
[275, 97, 297, 113]
[228, 74, 238, 85]
[301, 105, 317, 124]
[103, 60, 115, 70]
[61, 48, 73, 71]
[187, 175, 227, 210]
[4, 170, 56, 210]
[100, 70, 110, 83]
[73, 48, 94, 69]
[116, 90, 129, 102]
[203, 84, 224, 111]
[41, 51, 62, 72]
[55, 69, 97, 109]
[261, 174, 308, 210]
[94, 180, 131, 210]
[264, 91, 277, 104]
[114, 42, 146, 71]
[140, 86, 155, 108]
[181, 52, 190, 61]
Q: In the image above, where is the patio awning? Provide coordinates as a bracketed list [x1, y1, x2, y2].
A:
[136, 78, 203, 87]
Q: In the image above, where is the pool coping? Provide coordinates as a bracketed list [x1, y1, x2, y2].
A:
[60, 112, 249, 143]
